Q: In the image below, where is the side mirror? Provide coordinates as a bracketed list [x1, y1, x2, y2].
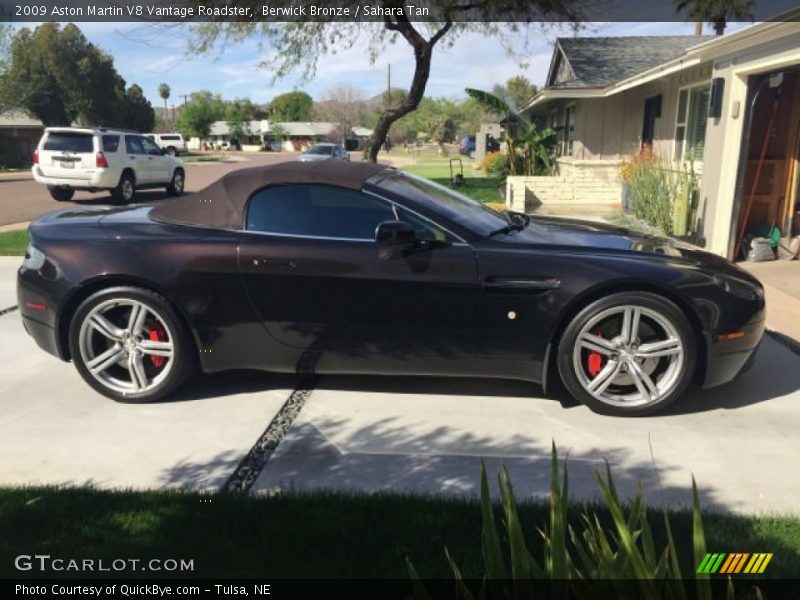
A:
[375, 220, 416, 246]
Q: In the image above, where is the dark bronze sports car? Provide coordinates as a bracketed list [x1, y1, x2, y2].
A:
[18, 161, 765, 416]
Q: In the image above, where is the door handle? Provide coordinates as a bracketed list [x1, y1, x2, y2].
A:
[251, 258, 297, 269]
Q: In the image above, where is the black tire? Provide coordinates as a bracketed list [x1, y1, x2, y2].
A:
[166, 168, 185, 196]
[166, 146, 178, 156]
[111, 171, 136, 204]
[68, 286, 196, 403]
[48, 186, 74, 202]
[556, 291, 696, 416]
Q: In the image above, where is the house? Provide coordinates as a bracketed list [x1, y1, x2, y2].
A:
[0, 111, 46, 168]
[199, 121, 373, 152]
[513, 14, 800, 260]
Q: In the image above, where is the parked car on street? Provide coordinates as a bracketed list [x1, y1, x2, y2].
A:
[459, 135, 501, 158]
[32, 128, 185, 204]
[296, 143, 350, 162]
[144, 133, 187, 156]
[18, 161, 765, 415]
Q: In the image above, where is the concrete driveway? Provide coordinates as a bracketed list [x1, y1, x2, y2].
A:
[0, 256, 799, 514]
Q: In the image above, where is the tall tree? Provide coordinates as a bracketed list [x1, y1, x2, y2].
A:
[158, 83, 171, 125]
[269, 91, 313, 121]
[674, 0, 754, 35]
[122, 84, 155, 132]
[226, 98, 263, 140]
[188, 1, 583, 162]
[0, 23, 147, 127]
[314, 85, 368, 144]
[175, 90, 225, 138]
[428, 114, 456, 154]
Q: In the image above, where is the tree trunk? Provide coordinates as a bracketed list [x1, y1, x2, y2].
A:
[364, 20, 452, 162]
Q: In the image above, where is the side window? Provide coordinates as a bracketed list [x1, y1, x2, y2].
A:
[125, 135, 144, 155]
[141, 137, 163, 156]
[102, 135, 120, 152]
[246, 184, 396, 240]
[396, 207, 452, 242]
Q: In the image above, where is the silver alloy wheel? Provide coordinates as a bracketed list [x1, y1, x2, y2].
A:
[571, 304, 685, 408]
[78, 298, 175, 396]
[122, 178, 134, 202]
[173, 171, 183, 193]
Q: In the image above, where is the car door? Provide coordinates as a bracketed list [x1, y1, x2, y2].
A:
[124, 135, 154, 184]
[237, 183, 480, 372]
[140, 136, 170, 183]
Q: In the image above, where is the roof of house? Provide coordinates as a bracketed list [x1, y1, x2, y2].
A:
[548, 35, 714, 89]
[0, 110, 45, 128]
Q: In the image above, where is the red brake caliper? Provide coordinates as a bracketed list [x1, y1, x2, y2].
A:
[148, 321, 166, 368]
[587, 328, 604, 377]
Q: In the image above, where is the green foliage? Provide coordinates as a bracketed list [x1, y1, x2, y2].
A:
[175, 91, 225, 139]
[0, 229, 28, 256]
[410, 443, 727, 599]
[674, 0, 754, 34]
[158, 83, 171, 102]
[491, 75, 538, 112]
[225, 98, 264, 140]
[0, 23, 153, 130]
[270, 91, 313, 121]
[428, 114, 456, 148]
[465, 88, 511, 116]
[621, 153, 699, 236]
[483, 151, 509, 178]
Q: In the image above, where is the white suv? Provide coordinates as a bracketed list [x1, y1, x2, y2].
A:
[32, 127, 185, 204]
[144, 133, 187, 156]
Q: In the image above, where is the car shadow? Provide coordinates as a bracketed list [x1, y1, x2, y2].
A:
[164, 335, 798, 415]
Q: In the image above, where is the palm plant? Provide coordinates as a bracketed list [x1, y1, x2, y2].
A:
[674, 0, 754, 35]
[158, 83, 171, 126]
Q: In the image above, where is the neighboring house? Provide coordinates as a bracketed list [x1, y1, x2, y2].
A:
[515, 15, 800, 259]
[200, 121, 373, 152]
[0, 111, 45, 168]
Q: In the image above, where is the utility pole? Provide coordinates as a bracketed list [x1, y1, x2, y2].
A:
[180, 94, 190, 106]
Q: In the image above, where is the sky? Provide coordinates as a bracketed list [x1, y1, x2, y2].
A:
[11, 20, 751, 108]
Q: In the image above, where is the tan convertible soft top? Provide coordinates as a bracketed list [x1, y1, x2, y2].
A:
[150, 160, 390, 230]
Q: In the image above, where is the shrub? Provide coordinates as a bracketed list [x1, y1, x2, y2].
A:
[407, 443, 746, 599]
[483, 151, 510, 178]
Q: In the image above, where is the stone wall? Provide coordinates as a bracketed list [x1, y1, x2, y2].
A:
[506, 158, 624, 216]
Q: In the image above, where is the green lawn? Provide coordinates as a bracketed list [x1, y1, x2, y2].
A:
[180, 153, 224, 163]
[0, 229, 28, 256]
[402, 163, 504, 207]
[1, 487, 798, 580]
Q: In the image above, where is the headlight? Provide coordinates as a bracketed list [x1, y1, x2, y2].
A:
[22, 244, 46, 270]
[714, 274, 764, 301]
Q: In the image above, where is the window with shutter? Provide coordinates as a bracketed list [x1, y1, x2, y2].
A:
[674, 83, 710, 164]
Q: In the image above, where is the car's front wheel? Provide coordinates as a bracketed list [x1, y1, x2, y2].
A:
[48, 186, 74, 202]
[166, 168, 184, 196]
[165, 146, 178, 156]
[557, 292, 695, 416]
[69, 287, 195, 403]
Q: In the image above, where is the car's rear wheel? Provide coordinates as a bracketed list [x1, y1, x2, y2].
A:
[48, 186, 74, 202]
[557, 292, 695, 416]
[166, 168, 184, 196]
[68, 287, 195, 403]
[166, 146, 178, 156]
[111, 172, 136, 204]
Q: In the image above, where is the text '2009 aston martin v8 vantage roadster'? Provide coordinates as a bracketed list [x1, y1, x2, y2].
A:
[18, 160, 765, 416]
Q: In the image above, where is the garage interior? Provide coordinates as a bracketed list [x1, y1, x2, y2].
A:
[733, 68, 800, 261]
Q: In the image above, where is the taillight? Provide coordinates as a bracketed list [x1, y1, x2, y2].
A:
[33, 149, 39, 164]
[96, 152, 109, 168]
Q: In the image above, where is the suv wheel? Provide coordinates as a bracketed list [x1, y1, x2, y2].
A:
[112, 172, 136, 204]
[165, 146, 178, 156]
[166, 169, 185, 196]
[48, 186, 75, 202]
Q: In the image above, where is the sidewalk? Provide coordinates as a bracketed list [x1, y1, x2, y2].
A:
[740, 259, 800, 344]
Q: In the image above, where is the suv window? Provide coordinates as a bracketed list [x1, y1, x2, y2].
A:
[102, 135, 120, 152]
[141, 137, 163, 156]
[125, 135, 145, 155]
[43, 132, 93, 153]
[160, 135, 181, 141]
[246, 184, 395, 240]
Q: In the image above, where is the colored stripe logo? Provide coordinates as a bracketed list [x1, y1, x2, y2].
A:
[696, 553, 773, 574]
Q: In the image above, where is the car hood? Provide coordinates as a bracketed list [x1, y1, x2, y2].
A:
[500, 215, 752, 278]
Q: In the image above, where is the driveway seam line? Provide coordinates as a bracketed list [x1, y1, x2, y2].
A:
[0, 305, 19, 317]
[221, 375, 317, 494]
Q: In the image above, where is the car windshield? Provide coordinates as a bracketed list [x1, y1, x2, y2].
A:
[306, 145, 334, 155]
[373, 171, 507, 237]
